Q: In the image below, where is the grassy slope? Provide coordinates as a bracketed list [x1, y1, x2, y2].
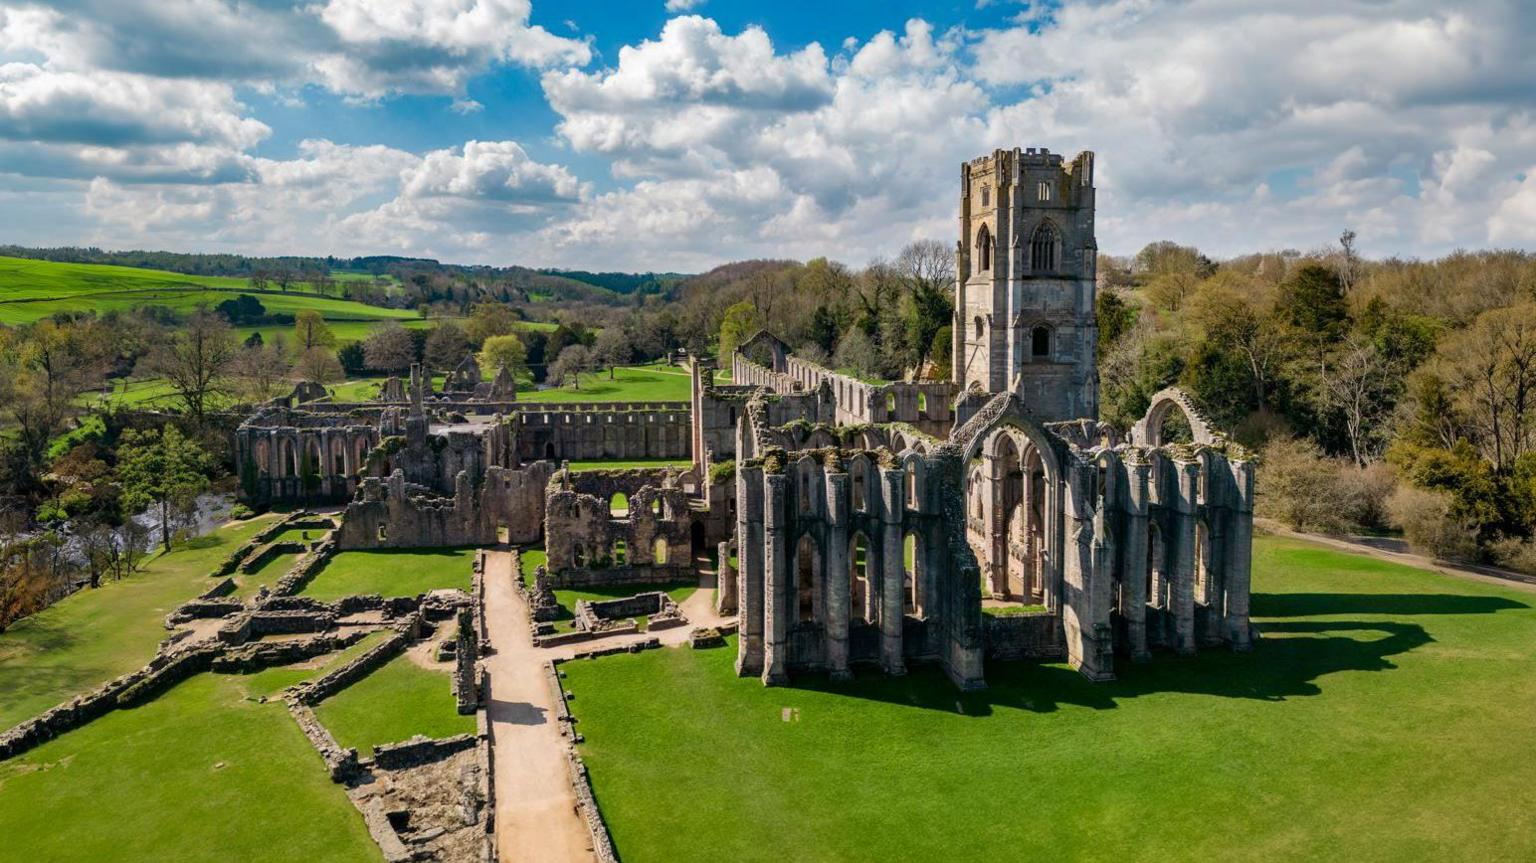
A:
[314, 654, 475, 757]
[0, 515, 277, 731]
[563, 534, 1536, 862]
[0, 672, 380, 861]
[0, 255, 418, 327]
[299, 547, 476, 601]
[519, 364, 702, 403]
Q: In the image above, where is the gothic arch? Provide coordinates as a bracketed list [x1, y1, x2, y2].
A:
[1029, 219, 1060, 272]
[1132, 387, 1221, 447]
[976, 223, 993, 271]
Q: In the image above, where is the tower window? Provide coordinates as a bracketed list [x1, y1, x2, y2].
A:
[976, 223, 992, 271]
[981, 184, 990, 206]
[1037, 181, 1051, 202]
[1030, 222, 1057, 272]
[974, 316, 985, 339]
[1032, 326, 1051, 358]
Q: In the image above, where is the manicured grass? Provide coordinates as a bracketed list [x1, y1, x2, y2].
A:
[314, 654, 474, 757]
[0, 673, 379, 862]
[0, 515, 278, 731]
[299, 548, 476, 601]
[566, 459, 692, 472]
[982, 603, 1048, 617]
[562, 534, 1536, 861]
[548, 581, 697, 633]
[519, 364, 698, 403]
[236, 552, 300, 598]
[519, 547, 546, 588]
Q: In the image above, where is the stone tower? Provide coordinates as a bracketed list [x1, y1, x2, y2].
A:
[952, 147, 1098, 421]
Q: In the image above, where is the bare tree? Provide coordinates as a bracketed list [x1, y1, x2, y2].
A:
[895, 239, 956, 295]
[144, 310, 237, 424]
[293, 347, 344, 384]
[1338, 229, 1360, 293]
[1319, 336, 1398, 467]
[363, 321, 416, 373]
[231, 340, 291, 402]
[547, 344, 591, 390]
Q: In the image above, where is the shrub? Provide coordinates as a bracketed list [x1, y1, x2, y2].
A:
[1488, 537, 1536, 576]
[1337, 461, 1397, 532]
[1257, 437, 1353, 533]
[1387, 486, 1478, 562]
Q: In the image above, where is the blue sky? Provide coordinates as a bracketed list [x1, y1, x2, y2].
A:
[0, 0, 1533, 270]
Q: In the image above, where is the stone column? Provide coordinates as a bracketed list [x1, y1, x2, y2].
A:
[984, 448, 1007, 597]
[716, 539, 737, 615]
[734, 465, 765, 678]
[879, 468, 906, 676]
[824, 471, 852, 681]
[1123, 459, 1152, 662]
[761, 473, 790, 686]
[1172, 459, 1199, 655]
[1225, 458, 1255, 650]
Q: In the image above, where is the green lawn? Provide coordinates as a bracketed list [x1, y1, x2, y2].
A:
[299, 548, 476, 601]
[519, 364, 700, 403]
[0, 673, 380, 862]
[238, 552, 300, 597]
[562, 534, 1536, 862]
[519, 547, 546, 588]
[548, 581, 697, 633]
[566, 459, 692, 472]
[314, 654, 475, 757]
[0, 515, 278, 731]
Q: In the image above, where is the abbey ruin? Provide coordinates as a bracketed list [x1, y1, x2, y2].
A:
[230, 146, 1256, 696]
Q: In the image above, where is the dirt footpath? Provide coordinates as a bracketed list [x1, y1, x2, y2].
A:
[480, 550, 595, 863]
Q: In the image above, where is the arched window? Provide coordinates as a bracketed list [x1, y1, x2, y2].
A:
[1031, 326, 1051, 358]
[1030, 222, 1057, 272]
[980, 184, 990, 207]
[976, 223, 992, 271]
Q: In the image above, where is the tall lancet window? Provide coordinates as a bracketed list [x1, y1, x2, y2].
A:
[1030, 222, 1057, 272]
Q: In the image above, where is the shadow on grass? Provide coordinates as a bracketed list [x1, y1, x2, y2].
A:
[788, 617, 1437, 717]
[1252, 592, 1528, 618]
[779, 585, 1531, 717]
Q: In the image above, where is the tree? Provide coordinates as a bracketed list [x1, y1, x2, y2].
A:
[833, 326, 880, 379]
[425, 320, 471, 368]
[0, 319, 102, 477]
[1318, 337, 1400, 467]
[465, 302, 518, 345]
[1437, 303, 1536, 471]
[294, 310, 336, 353]
[1338, 229, 1360, 294]
[249, 268, 270, 292]
[363, 321, 415, 373]
[116, 426, 209, 551]
[144, 310, 236, 424]
[547, 344, 591, 390]
[593, 328, 633, 380]
[231, 340, 291, 402]
[718, 300, 759, 360]
[478, 333, 528, 379]
[1277, 264, 1350, 346]
[293, 346, 344, 385]
[337, 341, 366, 376]
[273, 269, 296, 292]
[215, 294, 266, 325]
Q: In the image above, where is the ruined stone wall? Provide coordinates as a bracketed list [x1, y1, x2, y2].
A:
[336, 466, 551, 550]
[510, 403, 690, 464]
[544, 469, 699, 576]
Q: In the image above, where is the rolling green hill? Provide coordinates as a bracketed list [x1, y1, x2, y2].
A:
[0, 256, 417, 327]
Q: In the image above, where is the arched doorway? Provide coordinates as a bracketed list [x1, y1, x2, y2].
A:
[849, 532, 873, 623]
[690, 520, 707, 555]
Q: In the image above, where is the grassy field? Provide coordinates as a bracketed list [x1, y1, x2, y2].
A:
[566, 459, 692, 472]
[299, 547, 476, 601]
[548, 581, 698, 632]
[520, 364, 710, 403]
[519, 547, 546, 588]
[314, 654, 475, 757]
[562, 534, 1536, 862]
[0, 672, 380, 861]
[0, 515, 278, 731]
[0, 255, 420, 328]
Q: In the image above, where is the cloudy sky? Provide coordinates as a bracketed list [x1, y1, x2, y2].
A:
[0, 0, 1532, 271]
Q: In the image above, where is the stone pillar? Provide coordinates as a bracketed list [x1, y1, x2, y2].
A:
[761, 473, 790, 686]
[879, 468, 906, 676]
[735, 465, 765, 678]
[1123, 459, 1152, 662]
[824, 471, 852, 681]
[716, 540, 737, 615]
[984, 447, 1007, 597]
[1172, 459, 1199, 655]
[1225, 459, 1255, 650]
